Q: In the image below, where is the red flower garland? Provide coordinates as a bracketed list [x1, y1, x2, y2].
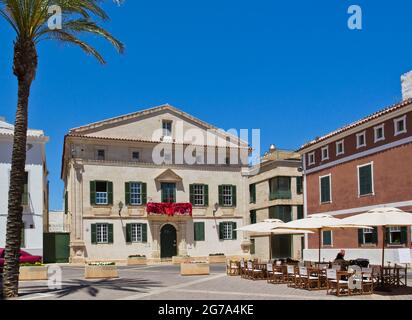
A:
[146, 202, 192, 216]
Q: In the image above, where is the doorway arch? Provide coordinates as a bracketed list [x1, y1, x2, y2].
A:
[160, 224, 177, 258]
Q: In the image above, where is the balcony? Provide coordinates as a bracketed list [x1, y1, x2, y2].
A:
[146, 202, 192, 216]
[269, 190, 292, 200]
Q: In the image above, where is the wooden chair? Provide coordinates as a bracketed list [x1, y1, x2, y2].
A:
[326, 268, 349, 297]
[226, 260, 240, 276]
[240, 259, 248, 279]
[299, 267, 321, 290]
[360, 267, 375, 295]
[247, 261, 265, 280]
[286, 265, 298, 287]
[267, 263, 285, 284]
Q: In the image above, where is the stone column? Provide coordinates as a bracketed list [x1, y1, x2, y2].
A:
[150, 222, 161, 259]
[69, 160, 86, 264]
[177, 221, 188, 256]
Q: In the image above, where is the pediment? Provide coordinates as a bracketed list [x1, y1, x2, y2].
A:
[154, 169, 182, 182]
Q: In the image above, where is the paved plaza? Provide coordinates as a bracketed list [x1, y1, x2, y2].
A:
[5, 264, 412, 300]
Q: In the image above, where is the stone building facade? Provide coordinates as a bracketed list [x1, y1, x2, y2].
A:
[61, 104, 251, 263]
[247, 146, 304, 261]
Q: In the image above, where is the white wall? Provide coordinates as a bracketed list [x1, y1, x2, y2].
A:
[0, 138, 46, 256]
[303, 248, 412, 265]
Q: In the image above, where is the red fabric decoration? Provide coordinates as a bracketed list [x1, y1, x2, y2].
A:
[146, 202, 192, 216]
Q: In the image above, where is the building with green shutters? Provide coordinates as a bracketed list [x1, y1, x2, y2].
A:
[61, 104, 251, 263]
[247, 145, 304, 261]
[299, 73, 412, 264]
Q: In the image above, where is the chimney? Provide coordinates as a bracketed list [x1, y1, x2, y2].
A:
[401, 71, 412, 100]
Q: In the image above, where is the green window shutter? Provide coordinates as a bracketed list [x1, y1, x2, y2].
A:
[232, 185, 237, 207]
[400, 227, 407, 244]
[385, 227, 390, 244]
[189, 184, 194, 204]
[64, 191, 68, 215]
[297, 205, 303, 220]
[126, 223, 132, 243]
[91, 224, 97, 244]
[90, 181, 96, 205]
[250, 211, 256, 224]
[125, 182, 131, 205]
[108, 224, 114, 244]
[204, 185, 209, 206]
[358, 229, 364, 246]
[372, 227, 378, 244]
[161, 184, 166, 202]
[296, 176, 303, 194]
[359, 165, 372, 195]
[142, 224, 148, 243]
[142, 183, 147, 204]
[249, 184, 256, 203]
[194, 222, 205, 241]
[219, 222, 224, 240]
[107, 181, 113, 205]
[173, 185, 176, 203]
[232, 222, 237, 240]
[218, 185, 224, 206]
[320, 176, 331, 203]
[268, 206, 275, 219]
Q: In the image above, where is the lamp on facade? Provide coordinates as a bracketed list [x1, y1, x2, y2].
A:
[213, 202, 219, 216]
[118, 201, 124, 215]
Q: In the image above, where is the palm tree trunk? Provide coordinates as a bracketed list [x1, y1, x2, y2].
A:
[2, 38, 37, 298]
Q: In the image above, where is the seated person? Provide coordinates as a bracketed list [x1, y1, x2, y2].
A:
[333, 249, 350, 270]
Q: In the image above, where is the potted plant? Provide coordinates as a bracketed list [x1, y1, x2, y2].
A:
[19, 262, 48, 281]
[172, 255, 193, 264]
[127, 254, 147, 266]
[85, 262, 118, 279]
[208, 253, 227, 264]
[180, 261, 210, 276]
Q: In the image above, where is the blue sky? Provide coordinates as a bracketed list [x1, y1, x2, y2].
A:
[1, 0, 412, 210]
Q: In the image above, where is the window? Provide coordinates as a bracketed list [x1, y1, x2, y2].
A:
[90, 181, 113, 206]
[131, 151, 140, 161]
[250, 210, 257, 224]
[296, 176, 303, 195]
[322, 230, 332, 246]
[269, 206, 292, 222]
[394, 115, 407, 136]
[321, 146, 329, 161]
[96, 181, 108, 204]
[130, 182, 142, 205]
[190, 184, 208, 206]
[297, 205, 304, 220]
[250, 238, 256, 255]
[131, 223, 143, 242]
[319, 175, 331, 204]
[389, 227, 402, 244]
[249, 184, 256, 203]
[269, 177, 291, 200]
[22, 172, 29, 206]
[194, 222, 205, 241]
[356, 131, 366, 149]
[161, 183, 176, 203]
[220, 222, 236, 240]
[96, 224, 108, 244]
[308, 152, 315, 166]
[97, 149, 105, 160]
[374, 124, 385, 142]
[126, 223, 147, 243]
[336, 140, 344, 156]
[219, 185, 236, 207]
[358, 227, 378, 245]
[162, 120, 172, 136]
[358, 163, 374, 196]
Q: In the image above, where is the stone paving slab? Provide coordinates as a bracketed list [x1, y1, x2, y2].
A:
[10, 264, 412, 300]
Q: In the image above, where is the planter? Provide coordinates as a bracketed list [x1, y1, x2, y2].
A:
[180, 263, 210, 276]
[85, 265, 118, 279]
[19, 266, 48, 281]
[127, 257, 147, 266]
[208, 255, 227, 264]
[172, 256, 193, 264]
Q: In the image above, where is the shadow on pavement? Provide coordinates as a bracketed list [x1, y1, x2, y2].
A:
[17, 277, 164, 299]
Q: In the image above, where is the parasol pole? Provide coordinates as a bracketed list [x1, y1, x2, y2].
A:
[318, 229, 321, 265]
[381, 225, 385, 284]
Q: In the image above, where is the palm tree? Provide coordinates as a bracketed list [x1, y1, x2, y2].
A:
[0, 0, 124, 298]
